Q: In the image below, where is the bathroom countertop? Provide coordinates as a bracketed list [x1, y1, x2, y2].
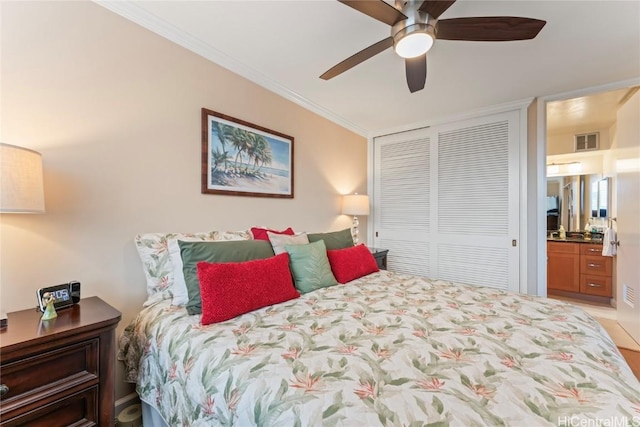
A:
[547, 237, 603, 244]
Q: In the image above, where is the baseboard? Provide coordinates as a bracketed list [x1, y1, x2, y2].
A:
[115, 392, 141, 418]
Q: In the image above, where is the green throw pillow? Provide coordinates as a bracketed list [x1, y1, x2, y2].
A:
[307, 228, 354, 250]
[179, 240, 275, 315]
[284, 240, 338, 294]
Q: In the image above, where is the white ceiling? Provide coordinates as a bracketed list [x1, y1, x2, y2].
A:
[97, 1, 640, 136]
[547, 87, 639, 136]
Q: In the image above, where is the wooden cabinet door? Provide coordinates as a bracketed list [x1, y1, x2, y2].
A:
[548, 252, 580, 292]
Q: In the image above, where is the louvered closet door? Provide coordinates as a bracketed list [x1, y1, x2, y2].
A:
[434, 111, 520, 291]
[373, 128, 431, 276]
[373, 110, 520, 291]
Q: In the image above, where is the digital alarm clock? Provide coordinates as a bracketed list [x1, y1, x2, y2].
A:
[37, 281, 81, 312]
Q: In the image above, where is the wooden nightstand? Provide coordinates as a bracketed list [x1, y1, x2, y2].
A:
[369, 247, 389, 270]
[0, 297, 121, 426]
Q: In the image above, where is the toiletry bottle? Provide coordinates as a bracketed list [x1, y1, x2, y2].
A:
[559, 225, 566, 240]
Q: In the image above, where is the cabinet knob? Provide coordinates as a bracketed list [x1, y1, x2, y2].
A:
[587, 263, 601, 268]
[587, 283, 602, 288]
[0, 384, 8, 397]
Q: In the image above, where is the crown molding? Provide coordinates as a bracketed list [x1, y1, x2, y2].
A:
[539, 77, 640, 104]
[369, 97, 535, 138]
[94, 1, 368, 137]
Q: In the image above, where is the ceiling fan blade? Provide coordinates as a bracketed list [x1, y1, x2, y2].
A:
[405, 54, 427, 93]
[320, 37, 393, 80]
[418, 0, 456, 19]
[338, 0, 407, 26]
[437, 17, 546, 41]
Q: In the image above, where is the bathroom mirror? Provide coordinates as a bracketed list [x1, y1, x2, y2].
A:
[591, 177, 609, 218]
[547, 174, 609, 232]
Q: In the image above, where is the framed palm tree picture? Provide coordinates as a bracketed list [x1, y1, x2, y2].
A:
[201, 108, 294, 198]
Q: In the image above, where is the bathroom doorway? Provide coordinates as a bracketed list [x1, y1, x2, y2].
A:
[543, 83, 640, 346]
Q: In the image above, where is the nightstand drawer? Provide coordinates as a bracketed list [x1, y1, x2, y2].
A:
[2, 387, 98, 427]
[580, 274, 612, 297]
[0, 339, 98, 410]
[580, 255, 612, 276]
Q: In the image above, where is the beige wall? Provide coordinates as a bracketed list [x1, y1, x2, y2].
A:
[1, 1, 367, 398]
[547, 128, 611, 156]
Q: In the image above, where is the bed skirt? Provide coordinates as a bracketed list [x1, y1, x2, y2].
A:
[141, 401, 169, 427]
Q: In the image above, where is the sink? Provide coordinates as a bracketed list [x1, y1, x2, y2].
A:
[566, 231, 586, 239]
[547, 231, 585, 240]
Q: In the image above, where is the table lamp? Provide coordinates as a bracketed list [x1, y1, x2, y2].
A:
[342, 193, 369, 245]
[1, 143, 46, 327]
[1, 143, 45, 214]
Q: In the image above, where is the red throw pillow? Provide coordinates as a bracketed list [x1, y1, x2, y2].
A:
[326, 244, 380, 284]
[197, 253, 299, 325]
[250, 227, 295, 241]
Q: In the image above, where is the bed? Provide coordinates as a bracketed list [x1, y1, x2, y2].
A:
[119, 230, 640, 426]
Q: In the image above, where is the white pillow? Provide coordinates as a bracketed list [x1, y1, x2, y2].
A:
[168, 231, 255, 306]
[168, 239, 189, 306]
[267, 231, 309, 255]
[134, 230, 252, 306]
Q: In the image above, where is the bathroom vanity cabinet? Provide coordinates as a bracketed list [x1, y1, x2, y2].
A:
[547, 241, 612, 298]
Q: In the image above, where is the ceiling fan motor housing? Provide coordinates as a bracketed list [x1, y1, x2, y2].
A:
[392, 1, 438, 55]
[392, 23, 436, 47]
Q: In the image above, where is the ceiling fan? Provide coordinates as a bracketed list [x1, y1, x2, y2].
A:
[320, 0, 546, 93]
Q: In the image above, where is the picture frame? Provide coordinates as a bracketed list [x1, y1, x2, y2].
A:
[201, 108, 294, 198]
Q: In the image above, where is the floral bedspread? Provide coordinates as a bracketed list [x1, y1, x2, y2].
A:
[118, 270, 640, 426]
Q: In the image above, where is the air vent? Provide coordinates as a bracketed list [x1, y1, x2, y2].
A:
[623, 283, 635, 308]
[574, 132, 599, 152]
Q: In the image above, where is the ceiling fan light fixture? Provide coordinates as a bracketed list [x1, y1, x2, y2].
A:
[393, 24, 434, 58]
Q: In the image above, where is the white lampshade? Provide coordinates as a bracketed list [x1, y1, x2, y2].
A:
[1, 143, 45, 213]
[342, 194, 369, 216]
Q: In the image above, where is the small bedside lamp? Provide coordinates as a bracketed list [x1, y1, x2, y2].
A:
[342, 193, 369, 245]
[1, 143, 45, 214]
